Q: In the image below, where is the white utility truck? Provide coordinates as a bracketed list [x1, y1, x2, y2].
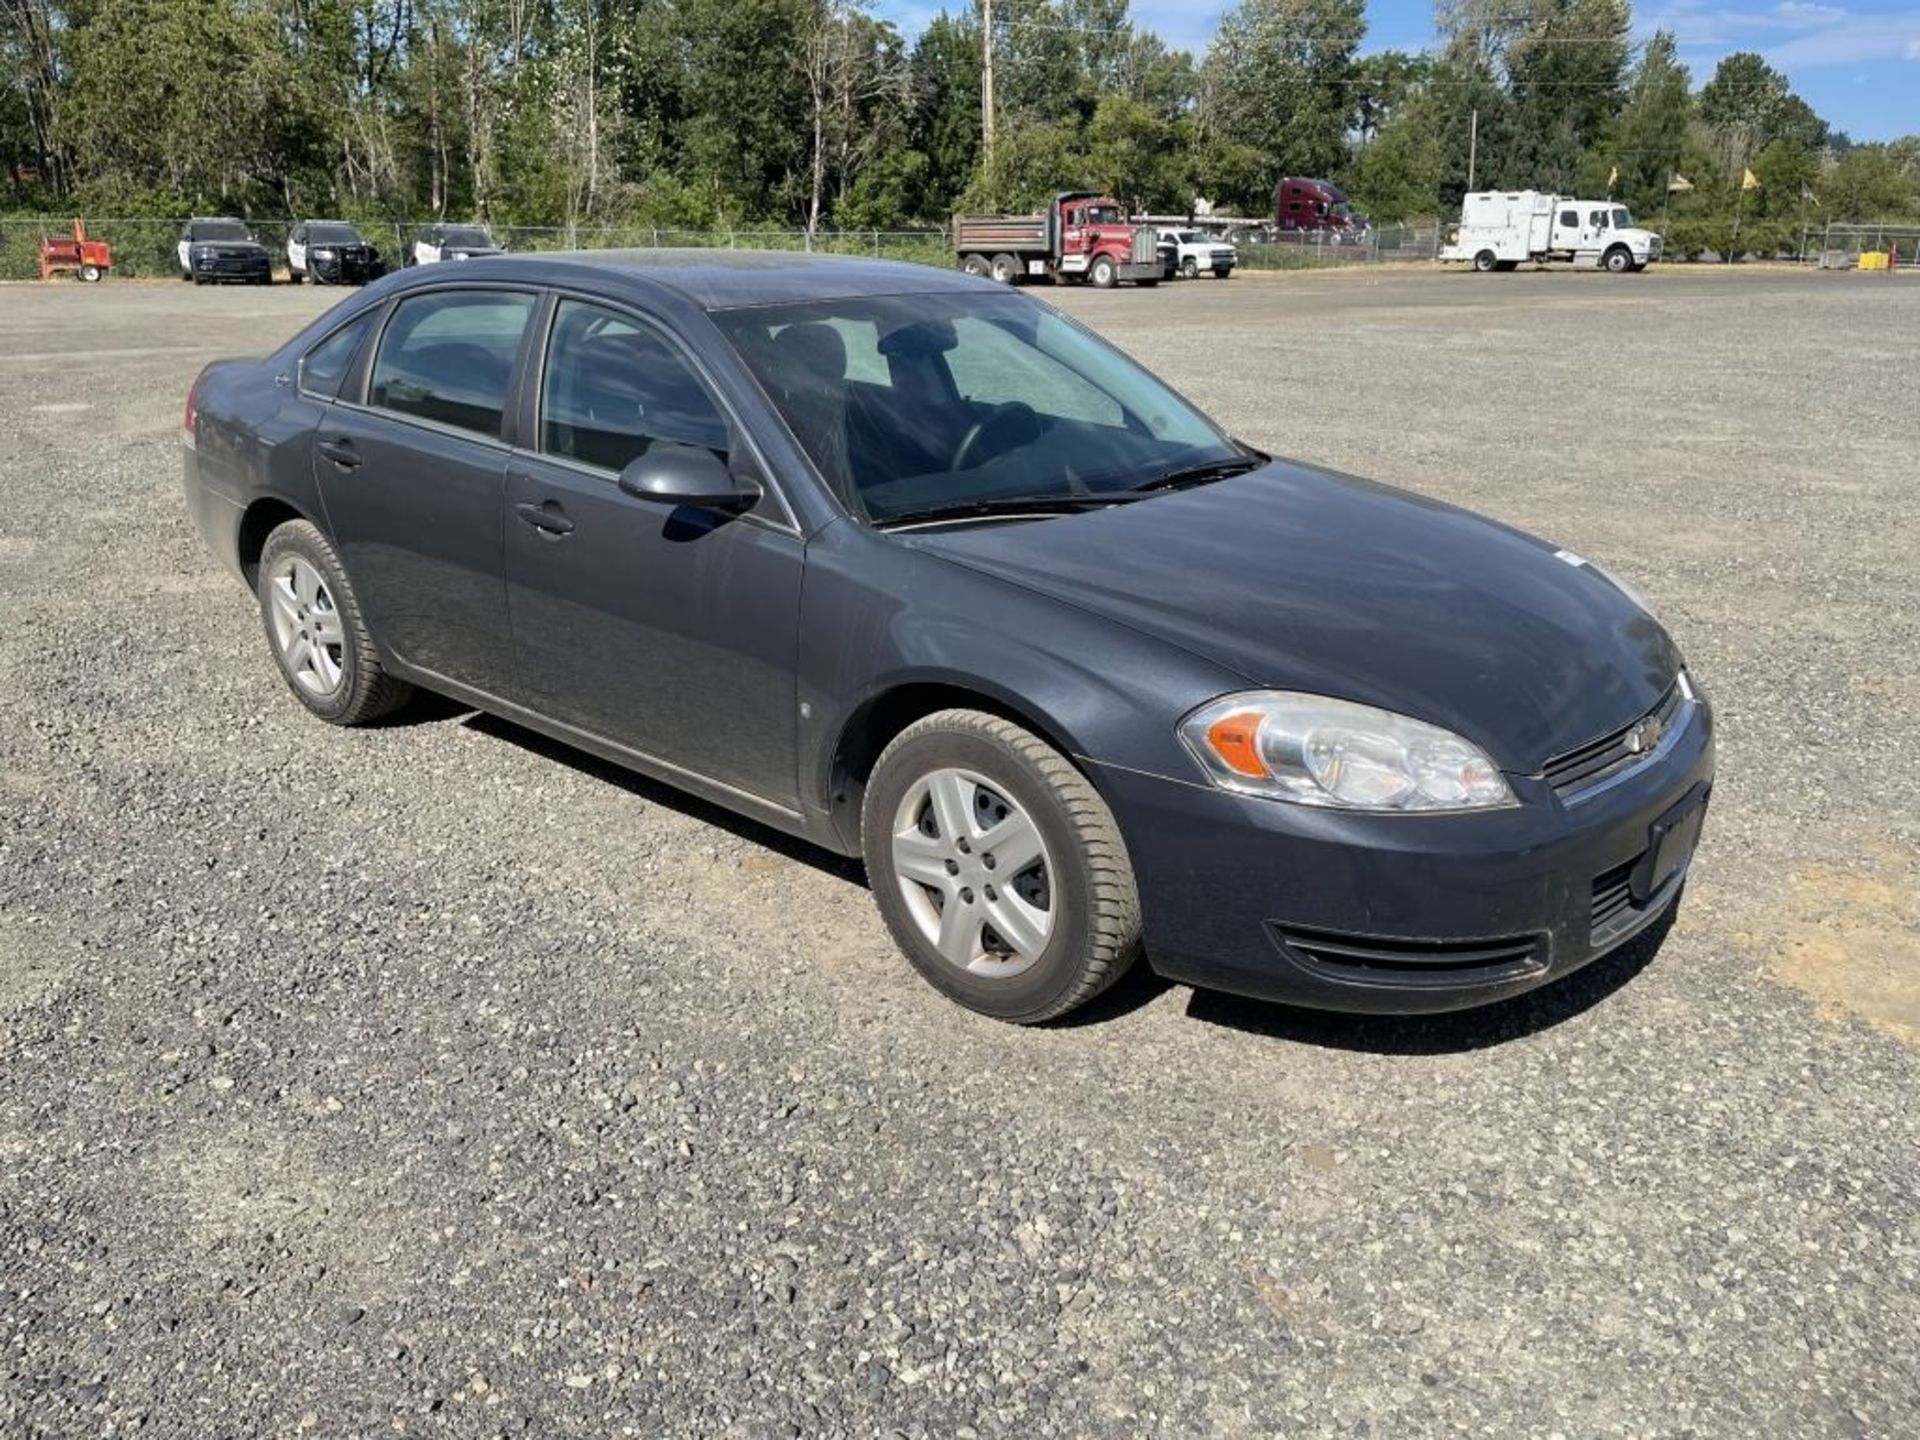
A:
[1441, 191, 1662, 273]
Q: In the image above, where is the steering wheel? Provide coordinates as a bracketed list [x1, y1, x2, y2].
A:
[949, 402, 1041, 473]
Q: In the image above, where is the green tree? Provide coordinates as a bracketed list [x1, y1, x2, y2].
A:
[1197, 0, 1366, 211]
[1606, 30, 1691, 220]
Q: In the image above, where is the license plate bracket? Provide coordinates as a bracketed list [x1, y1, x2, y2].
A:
[1631, 783, 1709, 904]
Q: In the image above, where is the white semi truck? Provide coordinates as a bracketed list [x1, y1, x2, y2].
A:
[1441, 191, 1662, 273]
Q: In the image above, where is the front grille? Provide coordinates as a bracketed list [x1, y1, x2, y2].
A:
[1272, 925, 1546, 987]
[1544, 682, 1685, 802]
[1132, 230, 1156, 264]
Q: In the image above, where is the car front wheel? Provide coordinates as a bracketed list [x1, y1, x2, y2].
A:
[862, 710, 1141, 1023]
[257, 519, 412, 725]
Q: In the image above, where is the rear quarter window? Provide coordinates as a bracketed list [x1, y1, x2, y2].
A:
[298, 312, 376, 400]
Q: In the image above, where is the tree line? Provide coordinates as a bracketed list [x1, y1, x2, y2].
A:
[3, 0, 1916, 247]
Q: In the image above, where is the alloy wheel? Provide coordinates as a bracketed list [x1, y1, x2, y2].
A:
[266, 555, 346, 698]
[891, 767, 1054, 979]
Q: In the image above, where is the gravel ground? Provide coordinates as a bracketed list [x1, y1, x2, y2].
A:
[1, 269, 1916, 1439]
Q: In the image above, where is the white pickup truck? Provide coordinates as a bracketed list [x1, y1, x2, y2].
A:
[1442, 191, 1662, 273]
[1155, 227, 1237, 280]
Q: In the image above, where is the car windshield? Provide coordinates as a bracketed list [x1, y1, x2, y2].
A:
[308, 223, 362, 245]
[192, 221, 251, 242]
[711, 292, 1242, 525]
[1612, 208, 1634, 229]
[1084, 205, 1123, 224]
[1179, 230, 1205, 243]
[440, 226, 493, 247]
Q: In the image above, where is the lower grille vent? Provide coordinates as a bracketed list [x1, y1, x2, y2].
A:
[1272, 925, 1546, 987]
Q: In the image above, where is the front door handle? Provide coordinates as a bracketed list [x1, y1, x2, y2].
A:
[515, 500, 575, 537]
[317, 436, 361, 469]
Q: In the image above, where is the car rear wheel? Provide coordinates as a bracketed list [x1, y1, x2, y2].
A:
[862, 710, 1141, 1024]
[989, 252, 1020, 284]
[257, 520, 411, 726]
[960, 253, 991, 278]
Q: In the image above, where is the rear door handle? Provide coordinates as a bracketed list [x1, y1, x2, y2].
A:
[515, 501, 575, 537]
[317, 437, 361, 469]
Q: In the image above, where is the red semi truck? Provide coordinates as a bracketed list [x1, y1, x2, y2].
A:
[952, 191, 1162, 287]
[1274, 177, 1369, 240]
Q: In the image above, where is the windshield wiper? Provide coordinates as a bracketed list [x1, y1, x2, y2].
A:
[1127, 452, 1267, 495]
[872, 492, 1150, 530]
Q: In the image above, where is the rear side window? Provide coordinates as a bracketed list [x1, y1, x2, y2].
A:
[1559, 209, 1578, 227]
[540, 300, 729, 471]
[370, 289, 533, 438]
[299, 312, 375, 399]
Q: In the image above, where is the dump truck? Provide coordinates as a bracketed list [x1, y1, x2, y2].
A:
[952, 192, 1162, 287]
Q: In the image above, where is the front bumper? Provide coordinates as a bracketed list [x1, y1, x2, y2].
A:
[1094, 694, 1715, 1014]
[194, 250, 271, 281]
[1118, 259, 1163, 282]
[310, 250, 384, 284]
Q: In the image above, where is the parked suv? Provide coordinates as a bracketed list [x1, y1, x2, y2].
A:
[1156, 227, 1236, 279]
[409, 222, 506, 266]
[288, 221, 387, 285]
[178, 217, 272, 285]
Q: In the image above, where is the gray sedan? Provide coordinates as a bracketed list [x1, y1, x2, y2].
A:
[182, 251, 1712, 1023]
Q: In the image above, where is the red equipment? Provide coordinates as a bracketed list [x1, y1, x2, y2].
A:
[39, 219, 113, 282]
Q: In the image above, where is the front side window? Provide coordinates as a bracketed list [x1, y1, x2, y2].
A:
[299, 312, 375, 399]
[369, 289, 533, 438]
[540, 300, 729, 471]
[713, 292, 1238, 524]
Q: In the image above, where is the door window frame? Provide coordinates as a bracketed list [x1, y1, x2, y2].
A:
[340, 282, 545, 450]
[516, 288, 799, 536]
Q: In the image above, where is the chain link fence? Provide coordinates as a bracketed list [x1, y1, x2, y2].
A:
[0, 215, 954, 281]
[1229, 224, 1442, 271]
[1811, 221, 1919, 269]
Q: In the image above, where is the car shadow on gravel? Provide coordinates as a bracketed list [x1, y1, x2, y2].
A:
[1174, 909, 1677, 1055]
[458, 711, 868, 882]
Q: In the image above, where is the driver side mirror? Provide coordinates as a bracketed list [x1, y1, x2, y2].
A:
[616, 445, 760, 512]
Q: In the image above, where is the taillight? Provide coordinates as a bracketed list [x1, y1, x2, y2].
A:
[183, 371, 203, 447]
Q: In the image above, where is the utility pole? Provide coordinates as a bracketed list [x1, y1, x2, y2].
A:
[981, 0, 995, 160]
[1466, 108, 1478, 193]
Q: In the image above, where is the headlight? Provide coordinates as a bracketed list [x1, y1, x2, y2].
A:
[312, 247, 336, 259]
[1179, 692, 1515, 812]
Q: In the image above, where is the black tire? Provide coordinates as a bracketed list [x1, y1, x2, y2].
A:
[990, 252, 1020, 285]
[79, 264, 102, 283]
[256, 519, 412, 726]
[862, 710, 1141, 1024]
[1090, 255, 1117, 288]
[1604, 246, 1632, 273]
[1213, 267, 1233, 279]
[1473, 249, 1497, 273]
[1181, 256, 1199, 279]
[960, 253, 991, 279]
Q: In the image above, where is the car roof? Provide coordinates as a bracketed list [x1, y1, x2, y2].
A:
[422, 248, 990, 310]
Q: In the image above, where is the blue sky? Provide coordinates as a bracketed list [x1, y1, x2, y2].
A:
[873, 1, 1918, 142]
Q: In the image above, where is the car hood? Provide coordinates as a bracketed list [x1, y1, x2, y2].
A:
[907, 461, 1679, 773]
